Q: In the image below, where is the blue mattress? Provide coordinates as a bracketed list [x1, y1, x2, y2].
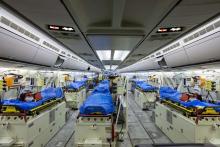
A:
[159, 86, 220, 112]
[80, 93, 114, 115]
[1, 87, 63, 111]
[137, 82, 158, 92]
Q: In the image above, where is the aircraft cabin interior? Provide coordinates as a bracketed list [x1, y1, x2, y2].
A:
[1, 0, 220, 147]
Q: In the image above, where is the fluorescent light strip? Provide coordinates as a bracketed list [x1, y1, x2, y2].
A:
[96, 50, 111, 60]
[113, 50, 130, 61]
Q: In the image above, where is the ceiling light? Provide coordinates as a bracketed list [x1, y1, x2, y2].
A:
[96, 50, 111, 60]
[111, 65, 118, 70]
[113, 50, 130, 61]
[104, 65, 111, 70]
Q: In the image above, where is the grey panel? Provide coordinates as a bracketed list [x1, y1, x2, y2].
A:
[139, 59, 160, 71]
[87, 35, 143, 50]
[32, 46, 58, 66]
[62, 59, 88, 70]
[184, 31, 220, 64]
[164, 47, 189, 67]
[0, 28, 38, 62]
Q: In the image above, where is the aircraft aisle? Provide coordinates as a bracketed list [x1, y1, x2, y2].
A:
[46, 91, 171, 147]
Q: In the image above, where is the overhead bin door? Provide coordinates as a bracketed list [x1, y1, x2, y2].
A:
[141, 59, 160, 70]
[0, 28, 38, 62]
[184, 31, 220, 64]
[164, 47, 190, 67]
[62, 59, 85, 70]
[32, 46, 58, 66]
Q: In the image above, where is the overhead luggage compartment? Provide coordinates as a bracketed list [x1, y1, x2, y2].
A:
[0, 28, 38, 63]
[0, 28, 60, 67]
[184, 31, 220, 65]
[32, 46, 58, 67]
[138, 59, 160, 70]
[62, 59, 87, 71]
[164, 47, 190, 67]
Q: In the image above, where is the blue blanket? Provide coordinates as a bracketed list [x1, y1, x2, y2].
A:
[79, 79, 114, 115]
[137, 82, 158, 92]
[1, 87, 63, 111]
[80, 93, 114, 115]
[67, 81, 86, 90]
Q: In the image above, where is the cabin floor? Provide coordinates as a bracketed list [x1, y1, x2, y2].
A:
[46, 92, 171, 147]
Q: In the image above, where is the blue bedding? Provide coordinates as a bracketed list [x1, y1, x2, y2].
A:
[80, 79, 114, 115]
[1, 87, 64, 111]
[137, 82, 158, 92]
[80, 93, 114, 115]
[67, 81, 86, 90]
[159, 86, 220, 112]
[91, 84, 111, 95]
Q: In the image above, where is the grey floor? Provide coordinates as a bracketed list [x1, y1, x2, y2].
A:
[46, 92, 171, 147]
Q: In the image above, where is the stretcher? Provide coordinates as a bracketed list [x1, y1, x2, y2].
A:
[75, 80, 117, 147]
[159, 87, 220, 115]
[155, 87, 220, 144]
[0, 87, 64, 114]
[134, 81, 158, 110]
[136, 82, 158, 92]
[65, 79, 87, 109]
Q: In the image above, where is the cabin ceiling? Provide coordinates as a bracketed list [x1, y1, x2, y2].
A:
[2, 0, 220, 70]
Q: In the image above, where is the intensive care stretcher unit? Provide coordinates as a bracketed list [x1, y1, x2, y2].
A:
[64, 78, 87, 109]
[133, 80, 158, 110]
[74, 79, 127, 147]
[155, 86, 220, 145]
[0, 87, 66, 147]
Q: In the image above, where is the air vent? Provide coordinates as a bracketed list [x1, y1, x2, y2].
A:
[163, 42, 180, 53]
[43, 41, 60, 52]
[214, 20, 220, 28]
[183, 19, 220, 43]
[72, 56, 78, 60]
[0, 16, 40, 42]
[156, 52, 161, 56]
[50, 31, 80, 39]
[61, 51, 66, 55]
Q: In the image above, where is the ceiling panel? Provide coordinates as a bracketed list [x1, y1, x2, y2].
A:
[3, 0, 220, 70]
[87, 35, 143, 50]
[122, 0, 220, 68]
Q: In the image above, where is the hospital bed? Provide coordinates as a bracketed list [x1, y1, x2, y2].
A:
[134, 80, 158, 110]
[154, 86, 220, 145]
[74, 79, 126, 147]
[64, 79, 87, 109]
[0, 87, 66, 147]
